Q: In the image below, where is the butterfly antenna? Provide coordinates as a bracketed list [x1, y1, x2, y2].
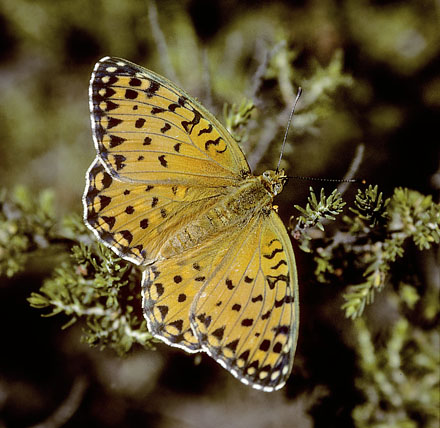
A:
[276, 87, 303, 173]
[287, 176, 361, 183]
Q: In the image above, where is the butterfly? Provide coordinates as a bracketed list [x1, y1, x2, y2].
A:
[83, 57, 299, 392]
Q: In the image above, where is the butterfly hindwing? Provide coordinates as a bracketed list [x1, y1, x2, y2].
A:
[89, 57, 250, 187]
[190, 212, 299, 391]
[141, 232, 235, 352]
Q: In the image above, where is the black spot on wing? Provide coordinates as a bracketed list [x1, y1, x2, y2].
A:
[101, 216, 115, 229]
[99, 87, 116, 99]
[113, 154, 126, 171]
[99, 195, 111, 210]
[157, 305, 168, 321]
[196, 313, 212, 328]
[109, 135, 126, 148]
[241, 318, 254, 327]
[181, 108, 201, 134]
[125, 89, 138, 99]
[155, 283, 165, 298]
[160, 123, 171, 133]
[273, 325, 289, 335]
[145, 80, 160, 98]
[273, 342, 283, 353]
[95, 75, 118, 87]
[271, 259, 288, 270]
[135, 118, 146, 128]
[205, 136, 226, 153]
[266, 274, 289, 290]
[119, 230, 133, 245]
[259, 339, 271, 352]
[158, 155, 168, 167]
[99, 169, 113, 189]
[261, 309, 271, 320]
[226, 339, 239, 351]
[151, 107, 166, 114]
[169, 319, 183, 333]
[168, 100, 183, 112]
[212, 326, 225, 341]
[251, 295, 263, 303]
[238, 350, 250, 362]
[274, 297, 286, 308]
[105, 101, 118, 111]
[198, 124, 212, 136]
[129, 77, 142, 87]
[263, 247, 283, 260]
[107, 117, 122, 129]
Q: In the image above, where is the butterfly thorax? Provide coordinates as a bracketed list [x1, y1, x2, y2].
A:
[160, 174, 280, 259]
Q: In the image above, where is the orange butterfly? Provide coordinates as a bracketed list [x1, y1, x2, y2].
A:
[83, 57, 299, 391]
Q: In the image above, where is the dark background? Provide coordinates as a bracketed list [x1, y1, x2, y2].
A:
[0, 1, 438, 427]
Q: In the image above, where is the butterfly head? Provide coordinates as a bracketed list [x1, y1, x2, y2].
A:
[261, 169, 288, 196]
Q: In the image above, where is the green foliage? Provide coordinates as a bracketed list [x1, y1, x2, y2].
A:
[0, 186, 154, 354]
[0, 186, 56, 277]
[342, 187, 439, 319]
[298, 50, 354, 113]
[345, 1, 440, 76]
[292, 187, 346, 253]
[270, 47, 353, 135]
[293, 185, 440, 319]
[349, 184, 389, 228]
[390, 188, 440, 250]
[27, 220, 154, 354]
[292, 184, 439, 427]
[352, 296, 439, 428]
[223, 99, 255, 143]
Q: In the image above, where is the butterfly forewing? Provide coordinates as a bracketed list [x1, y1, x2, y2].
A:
[84, 157, 225, 265]
[90, 57, 250, 187]
[84, 57, 299, 391]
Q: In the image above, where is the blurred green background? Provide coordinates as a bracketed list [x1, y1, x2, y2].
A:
[0, 1, 438, 427]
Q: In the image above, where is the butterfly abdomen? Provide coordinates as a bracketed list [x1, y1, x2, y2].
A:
[161, 177, 272, 259]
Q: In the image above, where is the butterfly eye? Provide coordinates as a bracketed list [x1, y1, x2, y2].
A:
[263, 171, 269, 179]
